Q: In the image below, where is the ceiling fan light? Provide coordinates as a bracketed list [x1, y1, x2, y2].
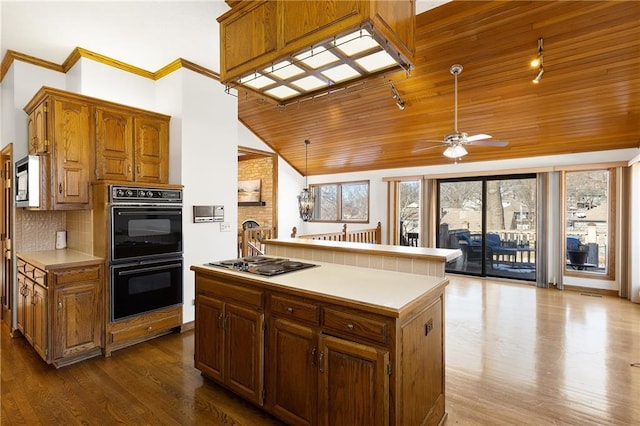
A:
[443, 144, 468, 159]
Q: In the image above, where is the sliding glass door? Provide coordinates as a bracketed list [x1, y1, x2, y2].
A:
[437, 174, 537, 281]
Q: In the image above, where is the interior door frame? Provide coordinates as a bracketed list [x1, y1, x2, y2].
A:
[1, 143, 13, 328]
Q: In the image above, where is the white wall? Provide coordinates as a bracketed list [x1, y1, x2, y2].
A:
[630, 160, 640, 303]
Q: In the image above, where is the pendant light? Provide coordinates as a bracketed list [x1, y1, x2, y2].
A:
[297, 139, 315, 221]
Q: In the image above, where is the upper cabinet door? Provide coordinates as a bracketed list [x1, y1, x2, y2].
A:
[95, 107, 134, 181]
[134, 116, 169, 184]
[52, 98, 91, 207]
[27, 101, 49, 154]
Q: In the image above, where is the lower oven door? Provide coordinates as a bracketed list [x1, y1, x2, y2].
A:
[111, 257, 183, 321]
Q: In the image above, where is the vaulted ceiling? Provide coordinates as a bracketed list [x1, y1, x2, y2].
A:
[237, 1, 640, 176]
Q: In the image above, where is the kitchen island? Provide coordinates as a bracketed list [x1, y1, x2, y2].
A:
[191, 256, 450, 425]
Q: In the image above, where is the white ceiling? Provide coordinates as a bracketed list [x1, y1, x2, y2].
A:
[1, 0, 447, 74]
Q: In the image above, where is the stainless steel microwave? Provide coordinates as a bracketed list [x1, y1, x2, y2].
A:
[15, 155, 40, 208]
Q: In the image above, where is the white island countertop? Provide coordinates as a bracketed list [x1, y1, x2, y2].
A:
[263, 237, 461, 262]
[191, 260, 448, 316]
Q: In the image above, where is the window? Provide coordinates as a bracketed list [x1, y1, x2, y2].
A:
[311, 180, 369, 222]
[563, 169, 614, 278]
[436, 174, 537, 282]
[398, 180, 421, 246]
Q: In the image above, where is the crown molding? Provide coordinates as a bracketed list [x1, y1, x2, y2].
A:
[0, 47, 219, 83]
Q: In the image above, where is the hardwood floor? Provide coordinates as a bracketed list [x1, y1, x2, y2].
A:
[2, 276, 639, 425]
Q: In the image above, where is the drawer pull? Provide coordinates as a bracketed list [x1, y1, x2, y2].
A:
[147, 326, 153, 332]
[287, 307, 294, 313]
[347, 323, 354, 330]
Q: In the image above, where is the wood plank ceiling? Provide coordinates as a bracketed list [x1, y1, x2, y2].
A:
[236, 1, 640, 176]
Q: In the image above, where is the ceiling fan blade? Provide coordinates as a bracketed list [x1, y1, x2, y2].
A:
[468, 140, 509, 147]
[413, 144, 445, 153]
[465, 133, 492, 142]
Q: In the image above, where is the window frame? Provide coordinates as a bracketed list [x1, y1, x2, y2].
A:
[561, 168, 616, 280]
[309, 180, 370, 223]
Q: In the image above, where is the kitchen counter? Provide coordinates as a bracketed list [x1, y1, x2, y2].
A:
[191, 258, 448, 425]
[192, 260, 447, 316]
[264, 237, 461, 262]
[17, 249, 103, 270]
[263, 238, 461, 278]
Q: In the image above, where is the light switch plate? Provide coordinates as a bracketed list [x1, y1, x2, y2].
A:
[220, 222, 232, 232]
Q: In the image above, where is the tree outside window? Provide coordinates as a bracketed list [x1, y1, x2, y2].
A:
[311, 181, 369, 222]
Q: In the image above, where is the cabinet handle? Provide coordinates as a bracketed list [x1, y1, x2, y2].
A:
[311, 347, 317, 368]
[218, 313, 224, 329]
[58, 183, 62, 194]
[57, 300, 62, 312]
[347, 323, 354, 331]
[287, 307, 294, 314]
[128, 163, 132, 175]
[147, 326, 153, 332]
[136, 164, 140, 175]
[318, 351, 324, 373]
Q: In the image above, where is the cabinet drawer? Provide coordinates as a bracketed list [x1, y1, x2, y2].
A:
[322, 308, 389, 344]
[110, 308, 181, 345]
[53, 265, 101, 286]
[17, 259, 47, 286]
[198, 276, 263, 308]
[271, 294, 319, 325]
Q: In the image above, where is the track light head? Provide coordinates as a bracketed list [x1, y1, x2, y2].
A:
[389, 81, 405, 111]
[532, 67, 544, 84]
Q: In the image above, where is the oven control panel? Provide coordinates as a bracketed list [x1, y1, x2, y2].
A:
[111, 186, 183, 203]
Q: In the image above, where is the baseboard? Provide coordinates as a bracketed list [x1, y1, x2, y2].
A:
[562, 285, 618, 297]
[180, 321, 195, 332]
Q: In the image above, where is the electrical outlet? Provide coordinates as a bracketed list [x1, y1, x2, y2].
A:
[220, 222, 232, 232]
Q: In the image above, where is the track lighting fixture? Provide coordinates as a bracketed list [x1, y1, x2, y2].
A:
[389, 81, 405, 110]
[531, 37, 544, 84]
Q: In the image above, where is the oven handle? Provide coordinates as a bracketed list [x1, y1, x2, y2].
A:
[116, 211, 182, 216]
[117, 262, 182, 276]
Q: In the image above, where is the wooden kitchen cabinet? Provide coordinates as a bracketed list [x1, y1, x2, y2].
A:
[133, 116, 169, 184]
[94, 107, 169, 184]
[95, 106, 134, 181]
[318, 335, 389, 426]
[16, 255, 104, 367]
[195, 275, 265, 406]
[27, 100, 48, 154]
[16, 269, 48, 360]
[24, 88, 92, 210]
[51, 266, 102, 361]
[23, 87, 171, 207]
[192, 264, 447, 425]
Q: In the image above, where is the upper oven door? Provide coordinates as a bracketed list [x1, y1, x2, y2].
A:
[111, 206, 183, 262]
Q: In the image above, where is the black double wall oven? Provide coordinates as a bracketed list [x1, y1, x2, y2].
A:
[109, 186, 183, 322]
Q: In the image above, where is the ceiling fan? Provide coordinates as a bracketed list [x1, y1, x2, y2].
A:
[415, 64, 508, 159]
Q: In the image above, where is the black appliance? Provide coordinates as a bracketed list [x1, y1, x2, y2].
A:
[108, 185, 183, 322]
[209, 256, 318, 277]
[111, 258, 183, 321]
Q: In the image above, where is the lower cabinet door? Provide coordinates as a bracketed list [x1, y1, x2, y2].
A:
[52, 282, 100, 360]
[195, 294, 225, 381]
[31, 282, 48, 360]
[267, 318, 317, 425]
[318, 335, 390, 426]
[225, 302, 264, 406]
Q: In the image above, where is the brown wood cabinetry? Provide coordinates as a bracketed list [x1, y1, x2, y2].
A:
[16, 255, 103, 367]
[24, 90, 92, 209]
[23, 87, 171, 210]
[192, 265, 447, 425]
[217, 0, 415, 84]
[195, 275, 265, 406]
[95, 107, 169, 184]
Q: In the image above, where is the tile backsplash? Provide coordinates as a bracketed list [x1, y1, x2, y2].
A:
[15, 209, 66, 252]
[15, 209, 93, 254]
